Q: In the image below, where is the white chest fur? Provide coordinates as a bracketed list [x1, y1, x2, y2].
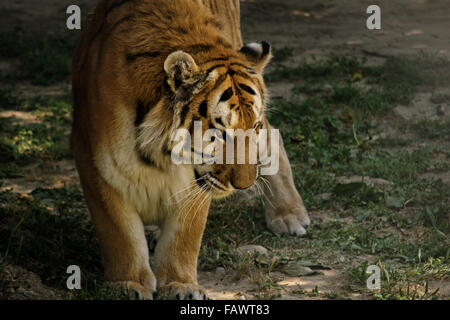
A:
[94, 141, 194, 225]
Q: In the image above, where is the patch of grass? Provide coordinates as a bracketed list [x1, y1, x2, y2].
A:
[199, 199, 268, 270]
[370, 53, 450, 90]
[0, 31, 75, 85]
[415, 205, 450, 235]
[346, 259, 445, 300]
[430, 93, 450, 104]
[329, 82, 403, 114]
[0, 96, 72, 163]
[0, 123, 70, 162]
[0, 163, 22, 179]
[377, 136, 412, 148]
[0, 258, 9, 294]
[0, 188, 103, 292]
[272, 46, 294, 63]
[250, 272, 284, 300]
[69, 282, 129, 300]
[0, 85, 22, 109]
[410, 119, 450, 141]
[267, 55, 365, 82]
[268, 53, 450, 108]
[310, 218, 448, 262]
[253, 55, 450, 296]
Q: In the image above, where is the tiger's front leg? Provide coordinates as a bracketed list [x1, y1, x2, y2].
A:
[262, 122, 311, 236]
[154, 194, 211, 300]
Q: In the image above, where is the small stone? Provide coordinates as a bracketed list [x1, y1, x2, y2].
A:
[282, 263, 320, 277]
[240, 296, 247, 300]
[24, 290, 34, 297]
[336, 176, 393, 187]
[237, 245, 268, 257]
[436, 105, 445, 116]
[339, 256, 345, 263]
[215, 267, 226, 277]
[318, 193, 332, 201]
[16, 287, 25, 294]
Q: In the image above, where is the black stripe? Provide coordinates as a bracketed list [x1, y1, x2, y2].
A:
[105, 14, 134, 36]
[215, 37, 233, 49]
[139, 153, 156, 166]
[110, 14, 133, 30]
[77, 1, 133, 85]
[215, 117, 224, 127]
[126, 51, 161, 62]
[233, 70, 252, 80]
[206, 64, 226, 74]
[162, 145, 172, 156]
[240, 45, 260, 59]
[230, 62, 253, 70]
[180, 103, 191, 125]
[211, 73, 228, 91]
[220, 87, 234, 102]
[199, 100, 208, 117]
[261, 41, 271, 57]
[202, 57, 229, 65]
[106, 0, 132, 15]
[177, 26, 189, 34]
[204, 17, 223, 30]
[185, 44, 214, 54]
[239, 83, 256, 95]
[135, 100, 150, 127]
[253, 78, 265, 99]
[207, 177, 227, 191]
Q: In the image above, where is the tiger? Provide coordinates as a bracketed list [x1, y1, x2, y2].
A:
[71, 0, 275, 300]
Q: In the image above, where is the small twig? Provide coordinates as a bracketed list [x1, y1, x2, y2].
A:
[361, 49, 392, 59]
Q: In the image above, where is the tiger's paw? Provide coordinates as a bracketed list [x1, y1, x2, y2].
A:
[267, 206, 310, 237]
[159, 282, 208, 300]
[110, 280, 158, 300]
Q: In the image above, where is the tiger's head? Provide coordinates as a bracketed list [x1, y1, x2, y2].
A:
[138, 42, 272, 199]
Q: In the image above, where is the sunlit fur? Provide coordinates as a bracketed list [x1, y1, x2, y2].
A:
[71, 0, 271, 299]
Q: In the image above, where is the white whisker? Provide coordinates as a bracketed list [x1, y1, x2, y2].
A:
[259, 175, 274, 197]
[189, 189, 211, 232]
[256, 176, 275, 209]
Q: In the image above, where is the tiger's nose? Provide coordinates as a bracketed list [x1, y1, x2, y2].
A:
[230, 165, 257, 190]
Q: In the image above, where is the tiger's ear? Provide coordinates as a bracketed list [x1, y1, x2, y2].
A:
[239, 41, 272, 73]
[164, 51, 199, 92]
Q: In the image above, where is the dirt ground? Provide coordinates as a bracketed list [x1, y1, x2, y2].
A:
[0, 0, 449, 300]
